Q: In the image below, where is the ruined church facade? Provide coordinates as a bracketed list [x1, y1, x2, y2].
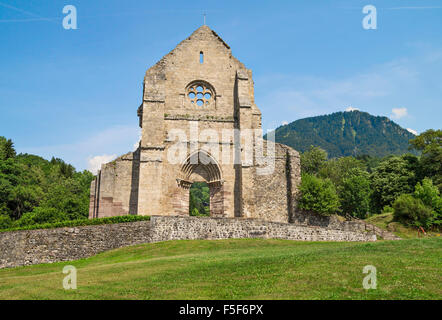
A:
[89, 26, 301, 223]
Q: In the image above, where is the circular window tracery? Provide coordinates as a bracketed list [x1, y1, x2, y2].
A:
[187, 82, 214, 107]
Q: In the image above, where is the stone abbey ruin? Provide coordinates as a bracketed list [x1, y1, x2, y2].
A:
[89, 25, 301, 223]
[0, 26, 401, 269]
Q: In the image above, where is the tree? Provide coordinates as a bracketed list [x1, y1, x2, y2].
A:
[0, 139, 94, 227]
[300, 146, 328, 175]
[319, 156, 366, 187]
[339, 168, 371, 219]
[0, 136, 16, 160]
[298, 174, 340, 216]
[370, 156, 416, 213]
[0, 158, 43, 219]
[393, 194, 433, 228]
[189, 182, 210, 216]
[409, 129, 442, 191]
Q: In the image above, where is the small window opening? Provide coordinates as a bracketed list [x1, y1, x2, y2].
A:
[200, 51, 204, 64]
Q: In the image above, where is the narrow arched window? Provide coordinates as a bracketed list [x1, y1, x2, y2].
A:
[200, 51, 204, 64]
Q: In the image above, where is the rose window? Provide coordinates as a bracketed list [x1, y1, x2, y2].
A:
[187, 82, 213, 107]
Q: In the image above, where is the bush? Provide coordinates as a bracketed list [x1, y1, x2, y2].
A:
[393, 194, 433, 228]
[0, 215, 12, 229]
[298, 174, 340, 216]
[13, 207, 68, 227]
[381, 205, 394, 214]
[0, 215, 151, 232]
[414, 178, 442, 227]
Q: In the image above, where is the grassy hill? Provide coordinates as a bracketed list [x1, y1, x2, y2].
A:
[267, 110, 417, 158]
[0, 238, 440, 300]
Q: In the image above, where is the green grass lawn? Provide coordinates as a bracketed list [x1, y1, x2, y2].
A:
[0, 238, 441, 300]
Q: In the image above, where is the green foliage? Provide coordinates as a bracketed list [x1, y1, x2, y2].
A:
[318, 156, 366, 187]
[339, 169, 371, 219]
[298, 174, 340, 216]
[410, 129, 442, 191]
[381, 205, 394, 214]
[413, 178, 442, 226]
[14, 207, 68, 227]
[355, 154, 382, 173]
[0, 136, 16, 160]
[300, 146, 328, 175]
[370, 155, 416, 213]
[0, 158, 44, 219]
[392, 194, 433, 228]
[268, 110, 417, 158]
[0, 136, 94, 227]
[0, 215, 12, 229]
[414, 178, 441, 211]
[189, 182, 210, 216]
[0, 215, 151, 232]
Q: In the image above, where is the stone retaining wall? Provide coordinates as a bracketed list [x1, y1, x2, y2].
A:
[0, 222, 152, 269]
[0, 216, 380, 269]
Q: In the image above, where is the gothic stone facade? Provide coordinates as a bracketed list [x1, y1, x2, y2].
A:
[89, 26, 301, 223]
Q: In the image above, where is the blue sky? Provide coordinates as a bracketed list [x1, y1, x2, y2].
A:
[1, 0, 441, 172]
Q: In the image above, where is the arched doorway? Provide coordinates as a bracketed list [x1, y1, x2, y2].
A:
[174, 150, 225, 217]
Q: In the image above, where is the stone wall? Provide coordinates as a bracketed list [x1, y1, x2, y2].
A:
[149, 216, 377, 243]
[0, 222, 152, 269]
[0, 216, 382, 269]
[292, 211, 401, 240]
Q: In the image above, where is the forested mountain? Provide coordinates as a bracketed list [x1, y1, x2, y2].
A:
[267, 110, 417, 158]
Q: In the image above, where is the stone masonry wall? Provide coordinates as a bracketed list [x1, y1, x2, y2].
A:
[0, 222, 152, 269]
[292, 211, 401, 240]
[149, 216, 377, 243]
[0, 216, 381, 269]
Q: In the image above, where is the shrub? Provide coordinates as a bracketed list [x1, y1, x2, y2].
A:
[414, 178, 441, 211]
[14, 207, 67, 227]
[298, 174, 340, 216]
[1, 215, 151, 232]
[0, 215, 12, 229]
[393, 194, 433, 228]
[414, 178, 442, 227]
[381, 205, 394, 214]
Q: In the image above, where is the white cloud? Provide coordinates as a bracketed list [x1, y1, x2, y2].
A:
[87, 154, 117, 174]
[391, 107, 408, 119]
[345, 106, 359, 112]
[281, 121, 289, 126]
[407, 128, 418, 135]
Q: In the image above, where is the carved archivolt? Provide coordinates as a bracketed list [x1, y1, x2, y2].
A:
[177, 150, 223, 189]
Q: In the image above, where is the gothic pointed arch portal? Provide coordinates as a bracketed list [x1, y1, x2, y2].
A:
[173, 150, 225, 217]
